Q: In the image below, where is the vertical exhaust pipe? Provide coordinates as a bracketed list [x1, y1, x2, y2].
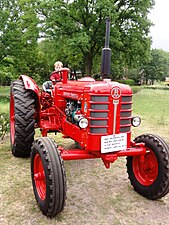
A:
[101, 18, 111, 79]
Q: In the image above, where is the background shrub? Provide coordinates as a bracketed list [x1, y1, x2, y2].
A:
[131, 86, 143, 94]
[117, 79, 135, 86]
[0, 113, 10, 140]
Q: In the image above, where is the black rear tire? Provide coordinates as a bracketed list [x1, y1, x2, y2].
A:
[31, 137, 67, 217]
[127, 134, 169, 199]
[10, 79, 35, 157]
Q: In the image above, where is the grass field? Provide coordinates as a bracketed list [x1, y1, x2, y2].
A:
[0, 101, 9, 114]
[132, 89, 169, 141]
[0, 86, 10, 114]
[1, 88, 169, 224]
[0, 86, 10, 97]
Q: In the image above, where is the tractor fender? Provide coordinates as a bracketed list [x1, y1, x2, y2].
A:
[20, 75, 40, 96]
[20, 75, 41, 125]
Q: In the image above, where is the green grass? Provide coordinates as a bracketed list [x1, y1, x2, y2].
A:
[132, 89, 169, 141]
[0, 86, 10, 108]
[0, 87, 10, 138]
[0, 86, 10, 96]
[0, 86, 10, 114]
[0, 101, 9, 114]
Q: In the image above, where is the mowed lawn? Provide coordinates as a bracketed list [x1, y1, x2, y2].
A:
[132, 88, 169, 141]
[1, 88, 169, 224]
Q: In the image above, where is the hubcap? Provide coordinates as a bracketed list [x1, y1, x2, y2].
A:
[10, 93, 15, 145]
[133, 149, 158, 186]
[34, 154, 46, 200]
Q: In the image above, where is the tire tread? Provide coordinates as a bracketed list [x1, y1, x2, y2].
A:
[10, 79, 35, 157]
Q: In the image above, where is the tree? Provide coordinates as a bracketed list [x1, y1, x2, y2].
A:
[142, 49, 169, 84]
[37, 0, 154, 77]
[0, 0, 40, 79]
[0, 0, 156, 83]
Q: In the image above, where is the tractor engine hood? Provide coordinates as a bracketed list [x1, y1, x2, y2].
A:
[56, 78, 132, 99]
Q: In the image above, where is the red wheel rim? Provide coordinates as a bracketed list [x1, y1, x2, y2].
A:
[34, 154, 46, 200]
[132, 149, 158, 186]
[10, 93, 15, 145]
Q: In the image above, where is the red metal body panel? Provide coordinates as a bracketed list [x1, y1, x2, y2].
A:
[49, 79, 132, 151]
[30, 68, 143, 168]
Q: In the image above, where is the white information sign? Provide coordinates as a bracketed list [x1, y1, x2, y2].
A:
[101, 133, 127, 153]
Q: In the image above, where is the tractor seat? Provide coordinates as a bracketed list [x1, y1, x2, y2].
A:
[42, 81, 53, 93]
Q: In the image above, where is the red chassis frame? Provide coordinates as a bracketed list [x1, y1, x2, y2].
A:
[58, 141, 146, 169]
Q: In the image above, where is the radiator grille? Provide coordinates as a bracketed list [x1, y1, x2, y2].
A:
[120, 111, 131, 117]
[91, 104, 108, 110]
[120, 95, 132, 133]
[91, 96, 108, 102]
[89, 96, 109, 134]
[90, 120, 107, 126]
[90, 112, 108, 118]
[89, 94, 132, 134]
[122, 96, 132, 102]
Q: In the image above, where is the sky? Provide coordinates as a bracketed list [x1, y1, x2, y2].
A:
[148, 0, 169, 52]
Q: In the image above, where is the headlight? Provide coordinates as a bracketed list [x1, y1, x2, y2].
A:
[74, 113, 88, 129]
[131, 116, 141, 127]
[78, 117, 88, 129]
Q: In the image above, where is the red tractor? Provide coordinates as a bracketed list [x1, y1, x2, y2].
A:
[10, 19, 169, 217]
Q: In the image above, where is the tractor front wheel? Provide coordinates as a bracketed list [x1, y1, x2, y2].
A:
[31, 137, 67, 217]
[127, 134, 169, 199]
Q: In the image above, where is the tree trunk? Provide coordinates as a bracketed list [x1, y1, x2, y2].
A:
[85, 54, 93, 76]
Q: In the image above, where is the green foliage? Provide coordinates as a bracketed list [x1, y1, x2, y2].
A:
[0, 68, 12, 86]
[0, 0, 156, 82]
[0, 96, 10, 102]
[0, 86, 10, 96]
[0, 85, 10, 139]
[0, 0, 40, 82]
[127, 68, 141, 82]
[0, 86, 10, 104]
[131, 86, 143, 94]
[37, 0, 154, 76]
[117, 79, 135, 86]
[142, 49, 169, 84]
[144, 85, 169, 90]
[0, 113, 9, 140]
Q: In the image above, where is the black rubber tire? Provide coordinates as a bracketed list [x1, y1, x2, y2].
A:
[10, 79, 35, 157]
[31, 137, 67, 217]
[127, 134, 169, 200]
